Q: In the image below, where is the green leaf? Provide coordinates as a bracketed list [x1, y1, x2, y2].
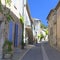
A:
[5, 0, 11, 6]
[20, 16, 24, 24]
[45, 29, 48, 35]
[41, 23, 47, 29]
[5, 13, 11, 22]
[38, 33, 44, 40]
[0, 0, 2, 12]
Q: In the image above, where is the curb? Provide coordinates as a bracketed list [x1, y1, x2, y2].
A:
[19, 45, 34, 60]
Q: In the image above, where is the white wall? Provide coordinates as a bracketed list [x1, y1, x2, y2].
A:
[32, 19, 41, 42]
[1, 0, 24, 18]
[24, 6, 31, 27]
[34, 20, 41, 35]
[12, 0, 23, 15]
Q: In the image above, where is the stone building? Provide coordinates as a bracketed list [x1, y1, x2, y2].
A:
[0, 0, 24, 54]
[47, 1, 60, 49]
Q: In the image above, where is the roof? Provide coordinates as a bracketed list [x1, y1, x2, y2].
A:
[47, 9, 54, 20]
[33, 18, 41, 21]
[32, 18, 41, 24]
[55, 1, 60, 10]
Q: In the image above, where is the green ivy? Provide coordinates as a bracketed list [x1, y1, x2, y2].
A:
[38, 33, 44, 41]
[45, 29, 48, 35]
[5, 0, 11, 6]
[0, 0, 2, 12]
[20, 16, 24, 24]
[5, 13, 11, 22]
[20, 16, 24, 49]
[41, 23, 47, 29]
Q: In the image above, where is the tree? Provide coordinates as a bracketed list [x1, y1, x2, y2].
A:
[38, 33, 44, 41]
[45, 29, 48, 35]
[41, 23, 47, 29]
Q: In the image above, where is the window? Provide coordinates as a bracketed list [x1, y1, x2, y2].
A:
[14, 5, 17, 10]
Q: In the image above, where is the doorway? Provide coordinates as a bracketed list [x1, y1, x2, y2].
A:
[14, 23, 18, 47]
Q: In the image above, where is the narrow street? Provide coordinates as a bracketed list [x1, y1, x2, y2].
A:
[21, 43, 43, 60]
[21, 42, 60, 60]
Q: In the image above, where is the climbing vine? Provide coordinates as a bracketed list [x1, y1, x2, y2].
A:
[20, 16, 24, 24]
[0, 0, 2, 12]
[5, 13, 11, 22]
[5, 0, 11, 6]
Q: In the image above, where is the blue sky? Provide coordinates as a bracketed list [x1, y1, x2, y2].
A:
[28, 0, 59, 26]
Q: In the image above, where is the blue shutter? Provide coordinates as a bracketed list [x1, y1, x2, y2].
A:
[14, 24, 18, 47]
[8, 21, 13, 42]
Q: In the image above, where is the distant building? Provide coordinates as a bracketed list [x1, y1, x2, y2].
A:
[24, 1, 33, 44]
[47, 1, 60, 50]
[32, 18, 41, 43]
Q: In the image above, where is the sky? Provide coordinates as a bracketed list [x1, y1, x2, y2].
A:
[28, 0, 59, 26]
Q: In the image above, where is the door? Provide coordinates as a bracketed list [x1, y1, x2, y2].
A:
[14, 23, 18, 47]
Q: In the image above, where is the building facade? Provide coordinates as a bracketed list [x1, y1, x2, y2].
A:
[32, 18, 41, 43]
[24, 1, 33, 44]
[0, 0, 24, 53]
[47, 1, 60, 49]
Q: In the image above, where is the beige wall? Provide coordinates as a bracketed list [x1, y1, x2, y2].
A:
[47, 2, 60, 50]
[56, 7, 60, 48]
[48, 11, 54, 45]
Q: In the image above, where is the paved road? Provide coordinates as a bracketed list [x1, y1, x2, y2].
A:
[21, 44, 43, 60]
[2, 42, 60, 60]
[21, 42, 60, 60]
[43, 42, 60, 60]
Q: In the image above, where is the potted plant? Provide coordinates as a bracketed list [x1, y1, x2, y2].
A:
[2, 40, 13, 59]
